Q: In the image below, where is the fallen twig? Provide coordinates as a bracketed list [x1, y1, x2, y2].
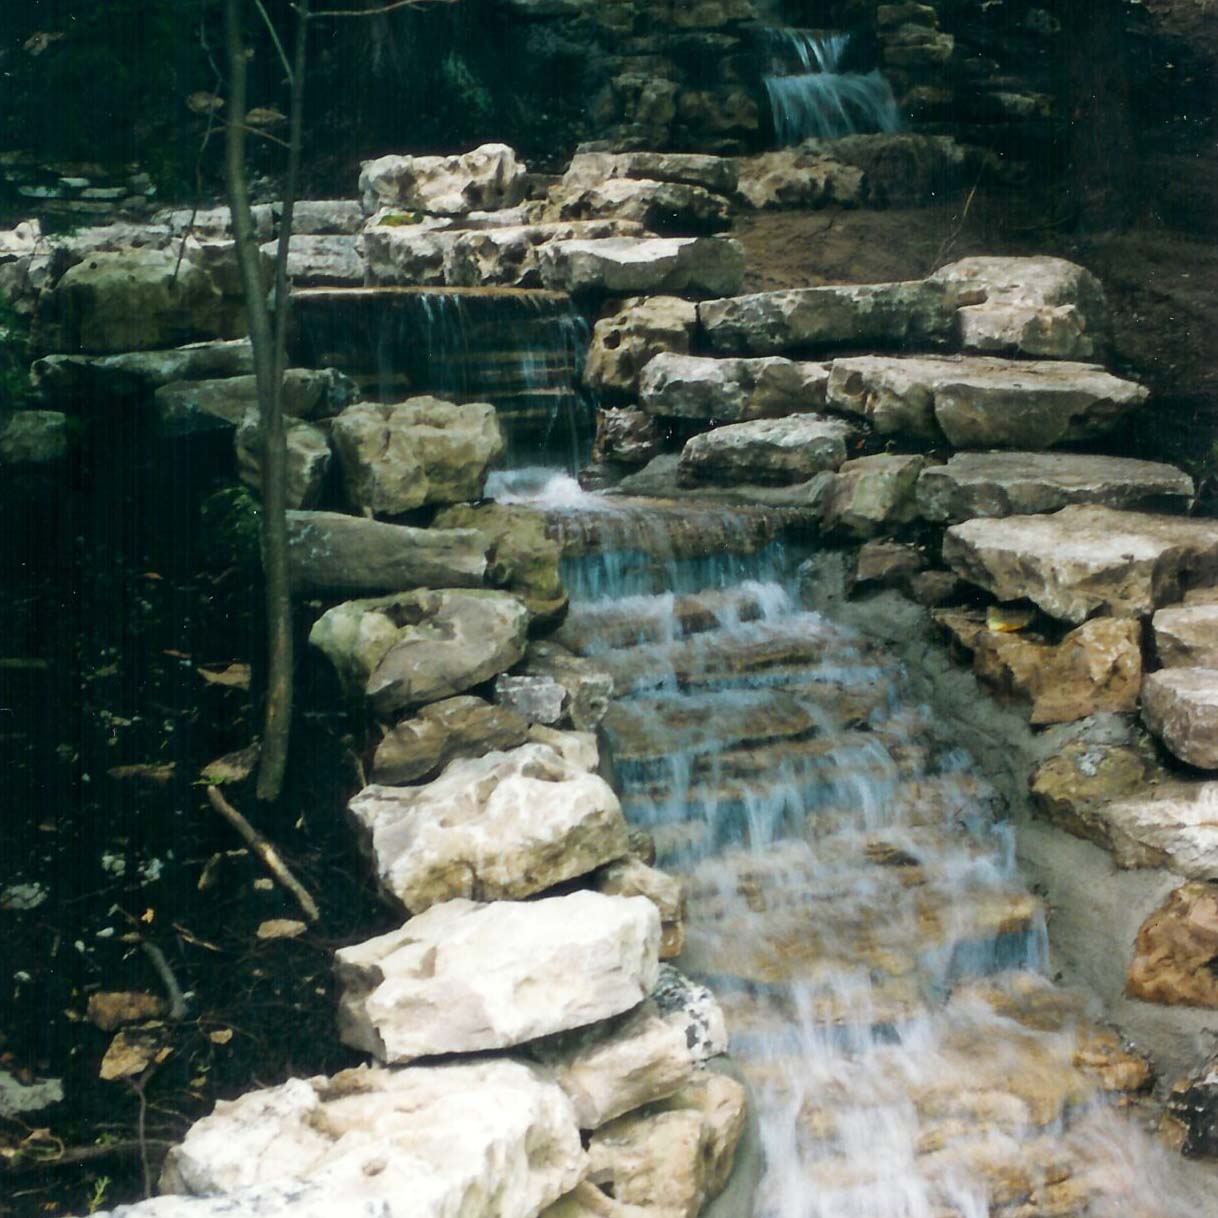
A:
[206, 787, 320, 923]
[1, 1140, 174, 1175]
[141, 941, 188, 1021]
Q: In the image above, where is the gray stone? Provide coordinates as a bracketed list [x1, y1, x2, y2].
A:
[548, 177, 731, 235]
[735, 149, 865, 210]
[0, 410, 68, 465]
[1152, 605, 1218, 669]
[291, 199, 364, 235]
[678, 414, 854, 487]
[359, 144, 528, 216]
[639, 353, 828, 423]
[496, 675, 567, 725]
[822, 454, 927, 539]
[592, 408, 662, 467]
[561, 151, 738, 197]
[259, 235, 364, 286]
[235, 412, 330, 510]
[1142, 668, 1218, 770]
[155, 368, 357, 435]
[539, 236, 745, 298]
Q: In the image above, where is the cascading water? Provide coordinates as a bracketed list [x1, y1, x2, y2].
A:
[763, 29, 902, 145]
[492, 473, 1205, 1218]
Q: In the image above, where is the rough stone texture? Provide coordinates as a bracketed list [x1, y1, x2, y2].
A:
[286, 511, 488, 594]
[155, 368, 357, 435]
[539, 237, 744, 298]
[698, 279, 958, 357]
[585, 1074, 746, 1218]
[854, 540, 927, 589]
[154, 1061, 584, 1218]
[1142, 668, 1218, 770]
[433, 502, 568, 624]
[359, 144, 528, 216]
[826, 355, 1148, 447]
[822, 454, 926, 539]
[235, 412, 330, 510]
[639, 353, 828, 423]
[331, 398, 505, 516]
[308, 589, 529, 715]
[348, 742, 629, 912]
[1127, 883, 1218, 1008]
[972, 618, 1143, 726]
[735, 149, 865, 211]
[548, 177, 731, 236]
[942, 506, 1218, 623]
[371, 695, 529, 785]
[594, 859, 686, 960]
[678, 415, 853, 487]
[917, 452, 1195, 524]
[334, 892, 660, 1062]
[496, 675, 567, 725]
[931, 256, 1110, 361]
[561, 152, 738, 198]
[530, 968, 726, 1129]
[291, 199, 365, 235]
[0, 410, 68, 465]
[258, 234, 364, 287]
[592, 408, 662, 467]
[518, 644, 616, 733]
[584, 296, 698, 400]
[1152, 605, 1218, 669]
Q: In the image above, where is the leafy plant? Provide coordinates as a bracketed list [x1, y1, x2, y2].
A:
[0, 300, 33, 409]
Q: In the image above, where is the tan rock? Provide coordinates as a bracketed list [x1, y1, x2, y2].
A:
[823, 454, 926, 539]
[1152, 605, 1218, 669]
[639, 353, 828, 423]
[1127, 882, 1218, 1007]
[678, 414, 854, 487]
[595, 858, 686, 959]
[235, 412, 331, 510]
[539, 236, 745, 298]
[359, 144, 528, 216]
[584, 296, 698, 400]
[1142, 668, 1218, 770]
[87, 991, 165, 1032]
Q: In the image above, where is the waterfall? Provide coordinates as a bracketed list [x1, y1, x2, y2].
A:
[763, 29, 903, 145]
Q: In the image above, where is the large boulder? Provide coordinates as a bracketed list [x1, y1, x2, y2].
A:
[347, 742, 630, 912]
[530, 968, 726, 1129]
[734, 149, 866, 210]
[331, 398, 505, 516]
[235, 412, 331, 510]
[678, 414, 854, 487]
[1152, 605, 1218, 669]
[1127, 883, 1218, 1008]
[826, 355, 1148, 447]
[359, 144, 528, 216]
[942, 506, 1218, 623]
[371, 695, 529, 785]
[286, 512, 488, 594]
[821, 454, 926, 539]
[931, 256, 1110, 361]
[594, 859, 686, 960]
[584, 296, 698, 400]
[309, 588, 529, 715]
[561, 152, 739, 198]
[592, 408, 662, 467]
[639, 353, 828, 423]
[156, 1061, 584, 1218]
[698, 279, 959, 356]
[917, 452, 1195, 524]
[548, 177, 732, 236]
[334, 892, 660, 1062]
[539, 237, 745, 298]
[1142, 668, 1218, 770]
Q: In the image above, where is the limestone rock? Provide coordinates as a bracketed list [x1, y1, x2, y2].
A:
[1081, 781, 1218, 878]
[287, 511, 488, 594]
[854, 540, 927, 589]
[548, 177, 731, 236]
[156, 1061, 584, 1218]
[735, 149, 865, 210]
[698, 279, 958, 357]
[332, 398, 505, 516]
[1152, 605, 1218, 669]
[584, 296, 698, 399]
[258, 234, 364, 287]
[291, 199, 365, 235]
[1142, 668, 1218, 770]
[826, 355, 1148, 447]
[917, 451, 1195, 524]
[334, 892, 660, 1062]
[822, 454, 926, 539]
[531, 968, 725, 1129]
[371, 695, 529, 785]
[942, 506, 1218, 623]
[308, 588, 529, 715]
[931, 256, 1110, 361]
[561, 152, 738, 198]
[235, 412, 330, 510]
[1127, 883, 1218, 1008]
[539, 237, 744, 298]
[594, 859, 686, 960]
[518, 644, 616, 732]
[973, 618, 1143, 726]
[348, 742, 629, 911]
[0, 410, 68, 465]
[639, 353, 828, 423]
[592, 408, 662, 467]
[678, 414, 853, 487]
[497, 675, 567, 725]
[359, 144, 528, 216]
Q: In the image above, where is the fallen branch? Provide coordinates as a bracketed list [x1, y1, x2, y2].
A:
[141, 941, 188, 1021]
[1, 1140, 174, 1175]
[206, 786, 320, 923]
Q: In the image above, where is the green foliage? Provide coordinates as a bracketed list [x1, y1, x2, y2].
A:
[0, 300, 32, 409]
[438, 52, 494, 129]
[378, 211, 426, 227]
[200, 483, 262, 571]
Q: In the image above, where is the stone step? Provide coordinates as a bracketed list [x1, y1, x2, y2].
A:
[678, 413, 857, 487]
[826, 354, 1148, 448]
[1141, 667, 1218, 770]
[917, 450, 1195, 523]
[639, 352, 829, 423]
[538, 235, 746, 299]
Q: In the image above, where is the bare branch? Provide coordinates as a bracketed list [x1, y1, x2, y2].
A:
[141, 941, 189, 1021]
[253, 0, 295, 84]
[306, 0, 457, 17]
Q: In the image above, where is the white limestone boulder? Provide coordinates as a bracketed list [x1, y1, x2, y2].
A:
[678, 414, 854, 487]
[1142, 668, 1218, 770]
[594, 858, 686, 959]
[584, 296, 698, 400]
[539, 237, 744, 298]
[1099, 782, 1218, 878]
[258, 234, 364, 286]
[942, 506, 1218, 623]
[144, 1061, 584, 1218]
[917, 451, 1195, 523]
[826, 355, 1148, 447]
[561, 152, 738, 198]
[547, 177, 731, 236]
[639, 353, 828, 423]
[235, 411, 331, 510]
[333, 893, 661, 1062]
[359, 144, 528, 216]
[1152, 605, 1218, 669]
[347, 742, 631, 912]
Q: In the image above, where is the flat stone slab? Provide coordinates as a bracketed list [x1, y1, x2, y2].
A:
[539, 236, 745, 298]
[334, 892, 660, 1062]
[348, 742, 630, 912]
[1142, 668, 1218, 770]
[131, 1061, 584, 1218]
[1099, 782, 1218, 878]
[678, 414, 854, 487]
[918, 451, 1194, 523]
[826, 355, 1148, 447]
[1152, 605, 1218, 669]
[942, 505, 1218, 622]
[639, 353, 828, 422]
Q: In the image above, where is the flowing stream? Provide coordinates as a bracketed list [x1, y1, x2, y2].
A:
[494, 470, 1201, 1218]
